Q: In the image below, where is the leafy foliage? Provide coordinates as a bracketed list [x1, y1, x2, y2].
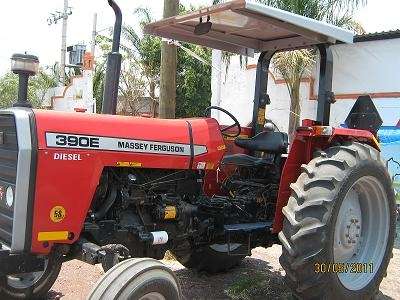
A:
[273, 50, 315, 138]
[96, 5, 212, 117]
[393, 181, 400, 203]
[0, 67, 58, 109]
[93, 61, 106, 113]
[176, 45, 211, 118]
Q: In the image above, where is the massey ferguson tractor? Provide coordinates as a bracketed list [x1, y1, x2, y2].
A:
[0, 0, 396, 299]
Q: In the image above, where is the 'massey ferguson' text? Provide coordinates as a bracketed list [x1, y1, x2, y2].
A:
[117, 141, 185, 153]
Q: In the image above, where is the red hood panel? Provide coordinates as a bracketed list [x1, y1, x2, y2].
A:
[33, 109, 226, 169]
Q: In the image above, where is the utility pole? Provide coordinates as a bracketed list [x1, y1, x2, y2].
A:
[47, 0, 72, 86]
[159, 0, 179, 119]
[60, 0, 68, 86]
[91, 13, 98, 57]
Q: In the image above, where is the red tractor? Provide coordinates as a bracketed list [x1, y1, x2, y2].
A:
[0, 1, 396, 299]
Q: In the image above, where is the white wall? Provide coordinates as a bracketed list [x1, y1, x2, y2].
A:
[211, 38, 400, 131]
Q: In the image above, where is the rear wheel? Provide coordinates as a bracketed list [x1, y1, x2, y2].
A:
[174, 243, 246, 273]
[87, 258, 181, 300]
[279, 142, 396, 299]
[0, 253, 62, 299]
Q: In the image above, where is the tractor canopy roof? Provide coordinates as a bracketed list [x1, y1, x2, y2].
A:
[144, 0, 354, 56]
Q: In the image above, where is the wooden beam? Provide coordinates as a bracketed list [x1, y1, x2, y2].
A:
[173, 23, 261, 50]
[150, 26, 254, 56]
[261, 36, 317, 51]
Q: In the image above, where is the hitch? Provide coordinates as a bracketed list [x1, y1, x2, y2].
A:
[79, 240, 130, 272]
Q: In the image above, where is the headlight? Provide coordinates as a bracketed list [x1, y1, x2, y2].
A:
[6, 186, 14, 207]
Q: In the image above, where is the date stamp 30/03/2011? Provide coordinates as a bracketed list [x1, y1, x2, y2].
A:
[314, 262, 374, 274]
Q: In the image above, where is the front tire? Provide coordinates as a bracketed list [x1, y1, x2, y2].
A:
[88, 258, 181, 300]
[0, 253, 62, 299]
[279, 142, 396, 299]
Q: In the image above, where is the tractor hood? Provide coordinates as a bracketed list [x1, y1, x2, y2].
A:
[145, 0, 354, 56]
[33, 109, 226, 170]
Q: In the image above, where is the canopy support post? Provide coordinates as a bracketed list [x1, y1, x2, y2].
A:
[252, 51, 274, 137]
[316, 44, 334, 125]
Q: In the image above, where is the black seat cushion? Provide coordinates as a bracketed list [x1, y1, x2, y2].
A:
[221, 154, 273, 167]
[235, 131, 288, 153]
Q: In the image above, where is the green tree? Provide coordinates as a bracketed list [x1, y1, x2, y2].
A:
[213, 0, 366, 140]
[176, 44, 211, 118]
[93, 61, 106, 113]
[0, 66, 58, 109]
[98, 5, 212, 118]
[97, 8, 162, 115]
[120, 8, 162, 105]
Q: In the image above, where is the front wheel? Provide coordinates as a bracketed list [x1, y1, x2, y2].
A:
[279, 142, 396, 299]
[88, 258, 181, 300]
[0, 253, 62, 299]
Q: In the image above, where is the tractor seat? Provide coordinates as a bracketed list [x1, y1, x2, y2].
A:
[235, 131, 288, 154]
[221, 154, 274, 167]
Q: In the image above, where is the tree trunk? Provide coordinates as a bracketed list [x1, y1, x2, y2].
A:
[159, 0, 179, 119]
[288, 85, 301, 143]
[149, 80, 156, 117]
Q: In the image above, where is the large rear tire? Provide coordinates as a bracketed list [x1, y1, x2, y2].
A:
[0, 253, 62, 299]
[88, 258, 181, 300]
[174, 243, 246, 273]
[279, 142, 396, 299]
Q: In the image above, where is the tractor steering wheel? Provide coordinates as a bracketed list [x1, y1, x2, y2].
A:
[204, 106, 241, 138]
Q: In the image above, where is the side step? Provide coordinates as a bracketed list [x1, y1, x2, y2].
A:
[224, 222, 272, 233]
[223, 222, 272, 256]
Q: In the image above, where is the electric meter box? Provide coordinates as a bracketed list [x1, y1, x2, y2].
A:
[67, 44, 86, 66]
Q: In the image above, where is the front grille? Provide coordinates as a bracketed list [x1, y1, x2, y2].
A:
[0, 115, 18, 246]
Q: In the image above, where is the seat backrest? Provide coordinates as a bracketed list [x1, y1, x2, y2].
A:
[235, 131, 288, 153]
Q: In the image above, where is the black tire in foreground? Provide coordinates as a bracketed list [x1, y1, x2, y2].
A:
[174, 243, 246, 274]
[87, 258, 181, 300]
[279, 142, 396, 299]
[0, 253, 62, 299]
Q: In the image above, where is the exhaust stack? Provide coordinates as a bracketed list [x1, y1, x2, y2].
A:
[101, 0, 122, 115]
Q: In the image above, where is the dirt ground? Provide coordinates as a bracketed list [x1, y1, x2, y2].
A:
[48, 245, 400, 300]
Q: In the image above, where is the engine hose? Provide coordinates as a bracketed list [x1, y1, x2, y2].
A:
[92, 187, 118, 220]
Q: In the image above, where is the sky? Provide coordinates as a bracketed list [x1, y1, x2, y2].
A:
[0, 0, 399, 75]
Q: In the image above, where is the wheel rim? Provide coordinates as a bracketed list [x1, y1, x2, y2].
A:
[7, 259, 48, 289]
[333, 176, 390, 291]
[138, 292, 166, 300]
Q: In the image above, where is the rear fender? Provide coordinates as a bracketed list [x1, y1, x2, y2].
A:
[272, 120, 380, 233]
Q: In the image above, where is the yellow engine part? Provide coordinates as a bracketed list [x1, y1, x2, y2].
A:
[164, 206, 177, 219]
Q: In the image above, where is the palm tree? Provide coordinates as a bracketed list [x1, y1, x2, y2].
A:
[97, 8, 161, 115]
[120, 8, 161, 102]
[212, 0, 366, 140]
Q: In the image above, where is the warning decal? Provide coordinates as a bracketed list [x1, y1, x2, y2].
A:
[50, 206, 66, 223]
[45, 133, 207, 156]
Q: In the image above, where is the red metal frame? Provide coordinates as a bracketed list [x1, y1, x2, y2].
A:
[28, 111, 379, 254]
